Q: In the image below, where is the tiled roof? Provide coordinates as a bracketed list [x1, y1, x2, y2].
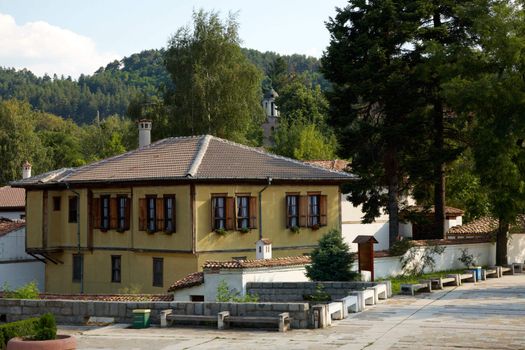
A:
[167, 272, 204, 292]
[0, 218, 25, 237]
[0, 186, 25, 208]
[401, 205, 464, 217]
[448, 215, 525, 237]
[0, 293, 173, 301]
[12, 136, 356, 187]
[202, 256, 311, 269]
[305, 160, 351, 172]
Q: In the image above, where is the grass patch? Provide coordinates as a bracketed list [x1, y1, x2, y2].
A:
[379, 269, 466, 295]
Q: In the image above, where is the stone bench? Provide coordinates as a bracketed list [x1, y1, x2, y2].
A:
[501, 266, 514, 276]
[368, 284, 388, 301]
[160, 310, 217, 328]
[400, 281, 432, 296]
[220, 311, 291, 332]
[337, 295, 359, 317]
[327, 302, 344, 320]
[458, 271, 477, 283]
[486, 266, 502, 278]
[426, 276, 459, 290]
[512, 262, 524, 274]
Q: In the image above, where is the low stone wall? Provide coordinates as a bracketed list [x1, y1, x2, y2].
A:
[0, 299, 311, 329]
[246, 281, 391, 302]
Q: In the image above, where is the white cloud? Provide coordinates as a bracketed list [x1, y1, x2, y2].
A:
[0, 13, 120, 78]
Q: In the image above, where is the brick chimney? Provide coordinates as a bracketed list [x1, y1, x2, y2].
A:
[22, 161, 32, 179]
[138, 119, 152, 148]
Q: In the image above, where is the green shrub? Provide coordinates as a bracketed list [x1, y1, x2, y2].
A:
[2, 281, 39, 300]
[0, 317, 40, 348]
[215, 280, 259, 302]
[306, 229, 358, 281]
[33, 313, 56, 341]
[303, 284, 331, 302]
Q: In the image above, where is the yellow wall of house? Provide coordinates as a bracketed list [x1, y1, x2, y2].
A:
[45, 250, 198, 294]
[26, 190, 43, 248]
[194, 184, 340, 254]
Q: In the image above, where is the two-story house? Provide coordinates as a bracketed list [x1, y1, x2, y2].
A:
[13, 134, 355, 294]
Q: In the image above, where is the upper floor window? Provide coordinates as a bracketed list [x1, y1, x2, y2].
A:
[286, 195, 299, 228]
[212, 196, 226, 230]
[53, 196, 61, 211]
[100, 195, 110, 230]
[237, 196, 249, 229]
[164, 195, 175, 232]
[68, 196, 78, 223]
[147, 196, 156, 232]
[308, 195, 320, 227]
[117, 196, 128, 231]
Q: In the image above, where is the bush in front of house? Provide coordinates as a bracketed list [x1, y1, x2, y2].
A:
[306, 229, 358, 281]
[33, 313, 56, 341]
[0, 317, 40, 348]
[1, 281, 39, 300]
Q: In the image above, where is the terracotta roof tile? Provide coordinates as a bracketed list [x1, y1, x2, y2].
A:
[19, 293, 173, 301]
[167, 272, 204, 292]
[12, 135, 356, 187]
[0, 186, 25, 208]
[0, 218, 25, 237]
[447, 215, 525, 237]
[202, 256, 311, 269]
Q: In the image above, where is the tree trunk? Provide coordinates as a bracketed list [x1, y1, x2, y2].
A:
[496, 218, 509, 266]
[384, 148, 399, 248]
[432, 10, 446, 239]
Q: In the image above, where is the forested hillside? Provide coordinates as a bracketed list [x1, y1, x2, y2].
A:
[0, 48, 326, 125]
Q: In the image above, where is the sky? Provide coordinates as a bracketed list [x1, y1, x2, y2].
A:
[0, 0, 347, 78]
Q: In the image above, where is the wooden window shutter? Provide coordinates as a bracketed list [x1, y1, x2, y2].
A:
[93, 198, 101, 229]
[139, 198, 147, 231]
[225, 197, 235, 230]
[124, 197, 131, 230]
[110, 197, 118, 229]
[249, 196, 257, 229]
[320, 195, 328, 226]
[156, 198, 164, 231]
[211, 197, 216, 231]
[298, 195, 308, 227]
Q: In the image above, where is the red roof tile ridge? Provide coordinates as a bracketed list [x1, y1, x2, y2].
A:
[202, 255, 311, 269]
[167, 271, 204, 292]
[187, 135, 212, 177]
[209, 136, 356, 178]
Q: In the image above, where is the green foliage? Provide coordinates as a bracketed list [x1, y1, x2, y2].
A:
[2, 281, 39, 299]
[164, 9, 264, 144]
[380, 268, 466, 295]
[303, 284, 331, 302]
[33, 314, 56, 341]
[399, 242, 446, 276]
[215, 280, 259, 302]
[306, 230, 358, 281]
[289, 225, 300, 234]
[458, 248, 476, 268]
[0, 317, 40, 348]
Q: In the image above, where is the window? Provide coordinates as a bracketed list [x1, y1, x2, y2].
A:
[111, 255, 121, 283]
[286, 195, 299, 228]
[72, 254, 82, 282]
[147, 196, 156, 232]
[153, 257, 163, 287]
[190, 295, 204, 302]
[237, 196, 249, 229]
[308, 195, 320, 227]
[117, 196, 127, 231]
[101, 195, 110, 230]
[53, 196, 61, 211]
[164, 195, 175, 232]
[212, 196, 226, 230]
[68, 196, 78, 223]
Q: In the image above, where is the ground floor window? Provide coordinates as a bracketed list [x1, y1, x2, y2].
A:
[153, 257, 163, 287]
[111, 255, 121, 283]
[72, 254, 83, 282]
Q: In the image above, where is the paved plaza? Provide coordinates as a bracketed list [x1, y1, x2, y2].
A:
[61, 274, 525, 349]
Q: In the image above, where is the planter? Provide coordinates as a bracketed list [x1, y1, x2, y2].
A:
[7, 335, 76, 350]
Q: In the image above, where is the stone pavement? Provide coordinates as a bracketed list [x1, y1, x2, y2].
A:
[60, 274, 525, 350]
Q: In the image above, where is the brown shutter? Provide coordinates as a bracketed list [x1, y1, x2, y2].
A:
[93, 198, 101, 229]
[249, 196, 257, 229]
[299, 195, 308, 227]
[110, 197, 118, 229]
[320, 195, 328, 226]
[124, 197, 131, 230]
[139, 198, 147, 231]
[285, 196, 290, 228]
[211, 197, 216, 231]
[225, 197, 235, 230]
[156, 197, 164, 231]
[88, 191, 93, 249]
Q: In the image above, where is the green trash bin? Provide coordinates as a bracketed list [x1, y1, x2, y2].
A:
[132, 309, 151, 329]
